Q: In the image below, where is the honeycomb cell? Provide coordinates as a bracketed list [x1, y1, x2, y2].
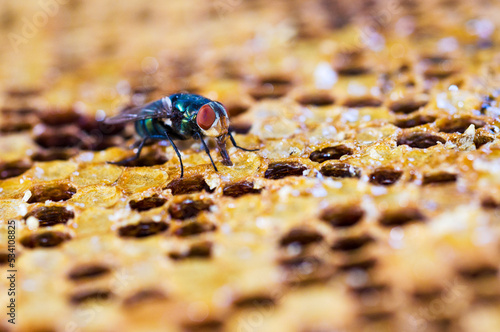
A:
[20, 231, 71, 248]
[166, 176, 212, 195]
[28, 182, 77, 203]
[70, 164, 123, 186]
[168, 199, 212, 220]
[118, 167, 169, 193]
[24, 206, 74, 227]
[118, 221, 169, 238]
[264, 162, 308, 180]
[309, 145, 352, 163]
[71, 185, 120, 208]
[222, 181, 262, 198]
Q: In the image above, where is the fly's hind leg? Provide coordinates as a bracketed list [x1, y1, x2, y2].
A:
[108, 138, 148, 165]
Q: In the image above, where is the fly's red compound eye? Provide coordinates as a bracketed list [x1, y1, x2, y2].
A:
[197, 104, 216, 130]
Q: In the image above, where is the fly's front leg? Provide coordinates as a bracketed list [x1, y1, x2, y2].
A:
[198, 135, 219, 172]
[228, 131, 259, 152]
[108, 138, 148, 165]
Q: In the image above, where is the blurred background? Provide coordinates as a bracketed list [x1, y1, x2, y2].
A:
[1, 0, 498, 104]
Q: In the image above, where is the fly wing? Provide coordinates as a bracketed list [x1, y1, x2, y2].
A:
[103, 97, 173, 125]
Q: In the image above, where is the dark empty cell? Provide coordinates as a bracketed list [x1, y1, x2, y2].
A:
[75, 114, 100, 133]
[68, 264, 110, 281]
[369, 169, 402, 186]
[264, 162, 307, 180]
[360, 310, 394, 322]
[20, 231, 70, 249]
[394, 115, 436, 128]
[129, 196, 167, 211]
[222, 181, 262, 198]
[1, 107, 37, 115]
[422, 172, 457, 185]
[350, 284, 389, 297]
[169, 242, 212, 260]
[438, 118, 486, 133]
[333, 51, 369, 76]
[169, 199, 212, 220]
[0, 252, 9, 265]
[338, 257, 377, 271]
[81, 136, 124, 152]
[87, 119, 126, 136]
[320, 163, 361, 178]
[183, 320, 223, 332]
[397, 132, 446, 148]
[233, 295, 275, 308]
[69, 289, 113, 305]
[475, 135, 494, 149]
[166, 176, 213, 195]
[309, 145, 352, 163]
[118, 221, 168, 238]
[389, 98, 428, 114]
[331, 235, 373, 251]
[458, 266, 498, 280]
[481, 197, 500, 209]
[6, 87, 41, 98]
[412, 288, 443, 302]
[343, 97, 382, 108]
[280, 256, 333, 286]
[259, 76, 293, 86]
[229, 123, 252, 134]
[174, 222, 216, 237]
[379, 208, 425, 226]
[39, 109, 81, 126]
[28, 183, 77, 203]
[296, 93, 335, 106]
[123, 289, 167, 306]
[248, 84, 289, 100]
[131, 85, 157, 95]
[119, 148, 169, 167]
[225, 103, 249, 117]
[34, 126, 83, 149]
[0, 160, 31, 179]
[0, 119, 34, 133]
[421, 56, 459, 79]
[24, 206, 74, 227]
[280, 255, 323, 270]
[279, 228, 323, 247]
[31, 149, 77, 162]
[320, 206, 364, 228]
[248, 75, 293, 101]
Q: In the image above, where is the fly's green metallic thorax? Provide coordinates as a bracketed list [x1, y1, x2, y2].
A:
[169, 93, 213, 138]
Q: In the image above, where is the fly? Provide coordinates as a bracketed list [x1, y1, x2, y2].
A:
[104, 93, 257, 178]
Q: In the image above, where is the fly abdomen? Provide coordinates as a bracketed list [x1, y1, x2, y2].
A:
[135, 118, 168, 139]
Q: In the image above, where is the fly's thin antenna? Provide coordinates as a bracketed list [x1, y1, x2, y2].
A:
[199, 136, 219, 172]
[228, 131, 259, 152]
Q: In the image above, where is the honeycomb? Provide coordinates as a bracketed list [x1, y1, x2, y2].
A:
[1, 0, 500, 331]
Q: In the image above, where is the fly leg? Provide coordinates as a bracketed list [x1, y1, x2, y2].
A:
[198, 136, 219, 172]
[228, 131, 259, 151]
[128, 140, 143, 149]
[108, 138, 148, 165]
[160, 132, 185, 178]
